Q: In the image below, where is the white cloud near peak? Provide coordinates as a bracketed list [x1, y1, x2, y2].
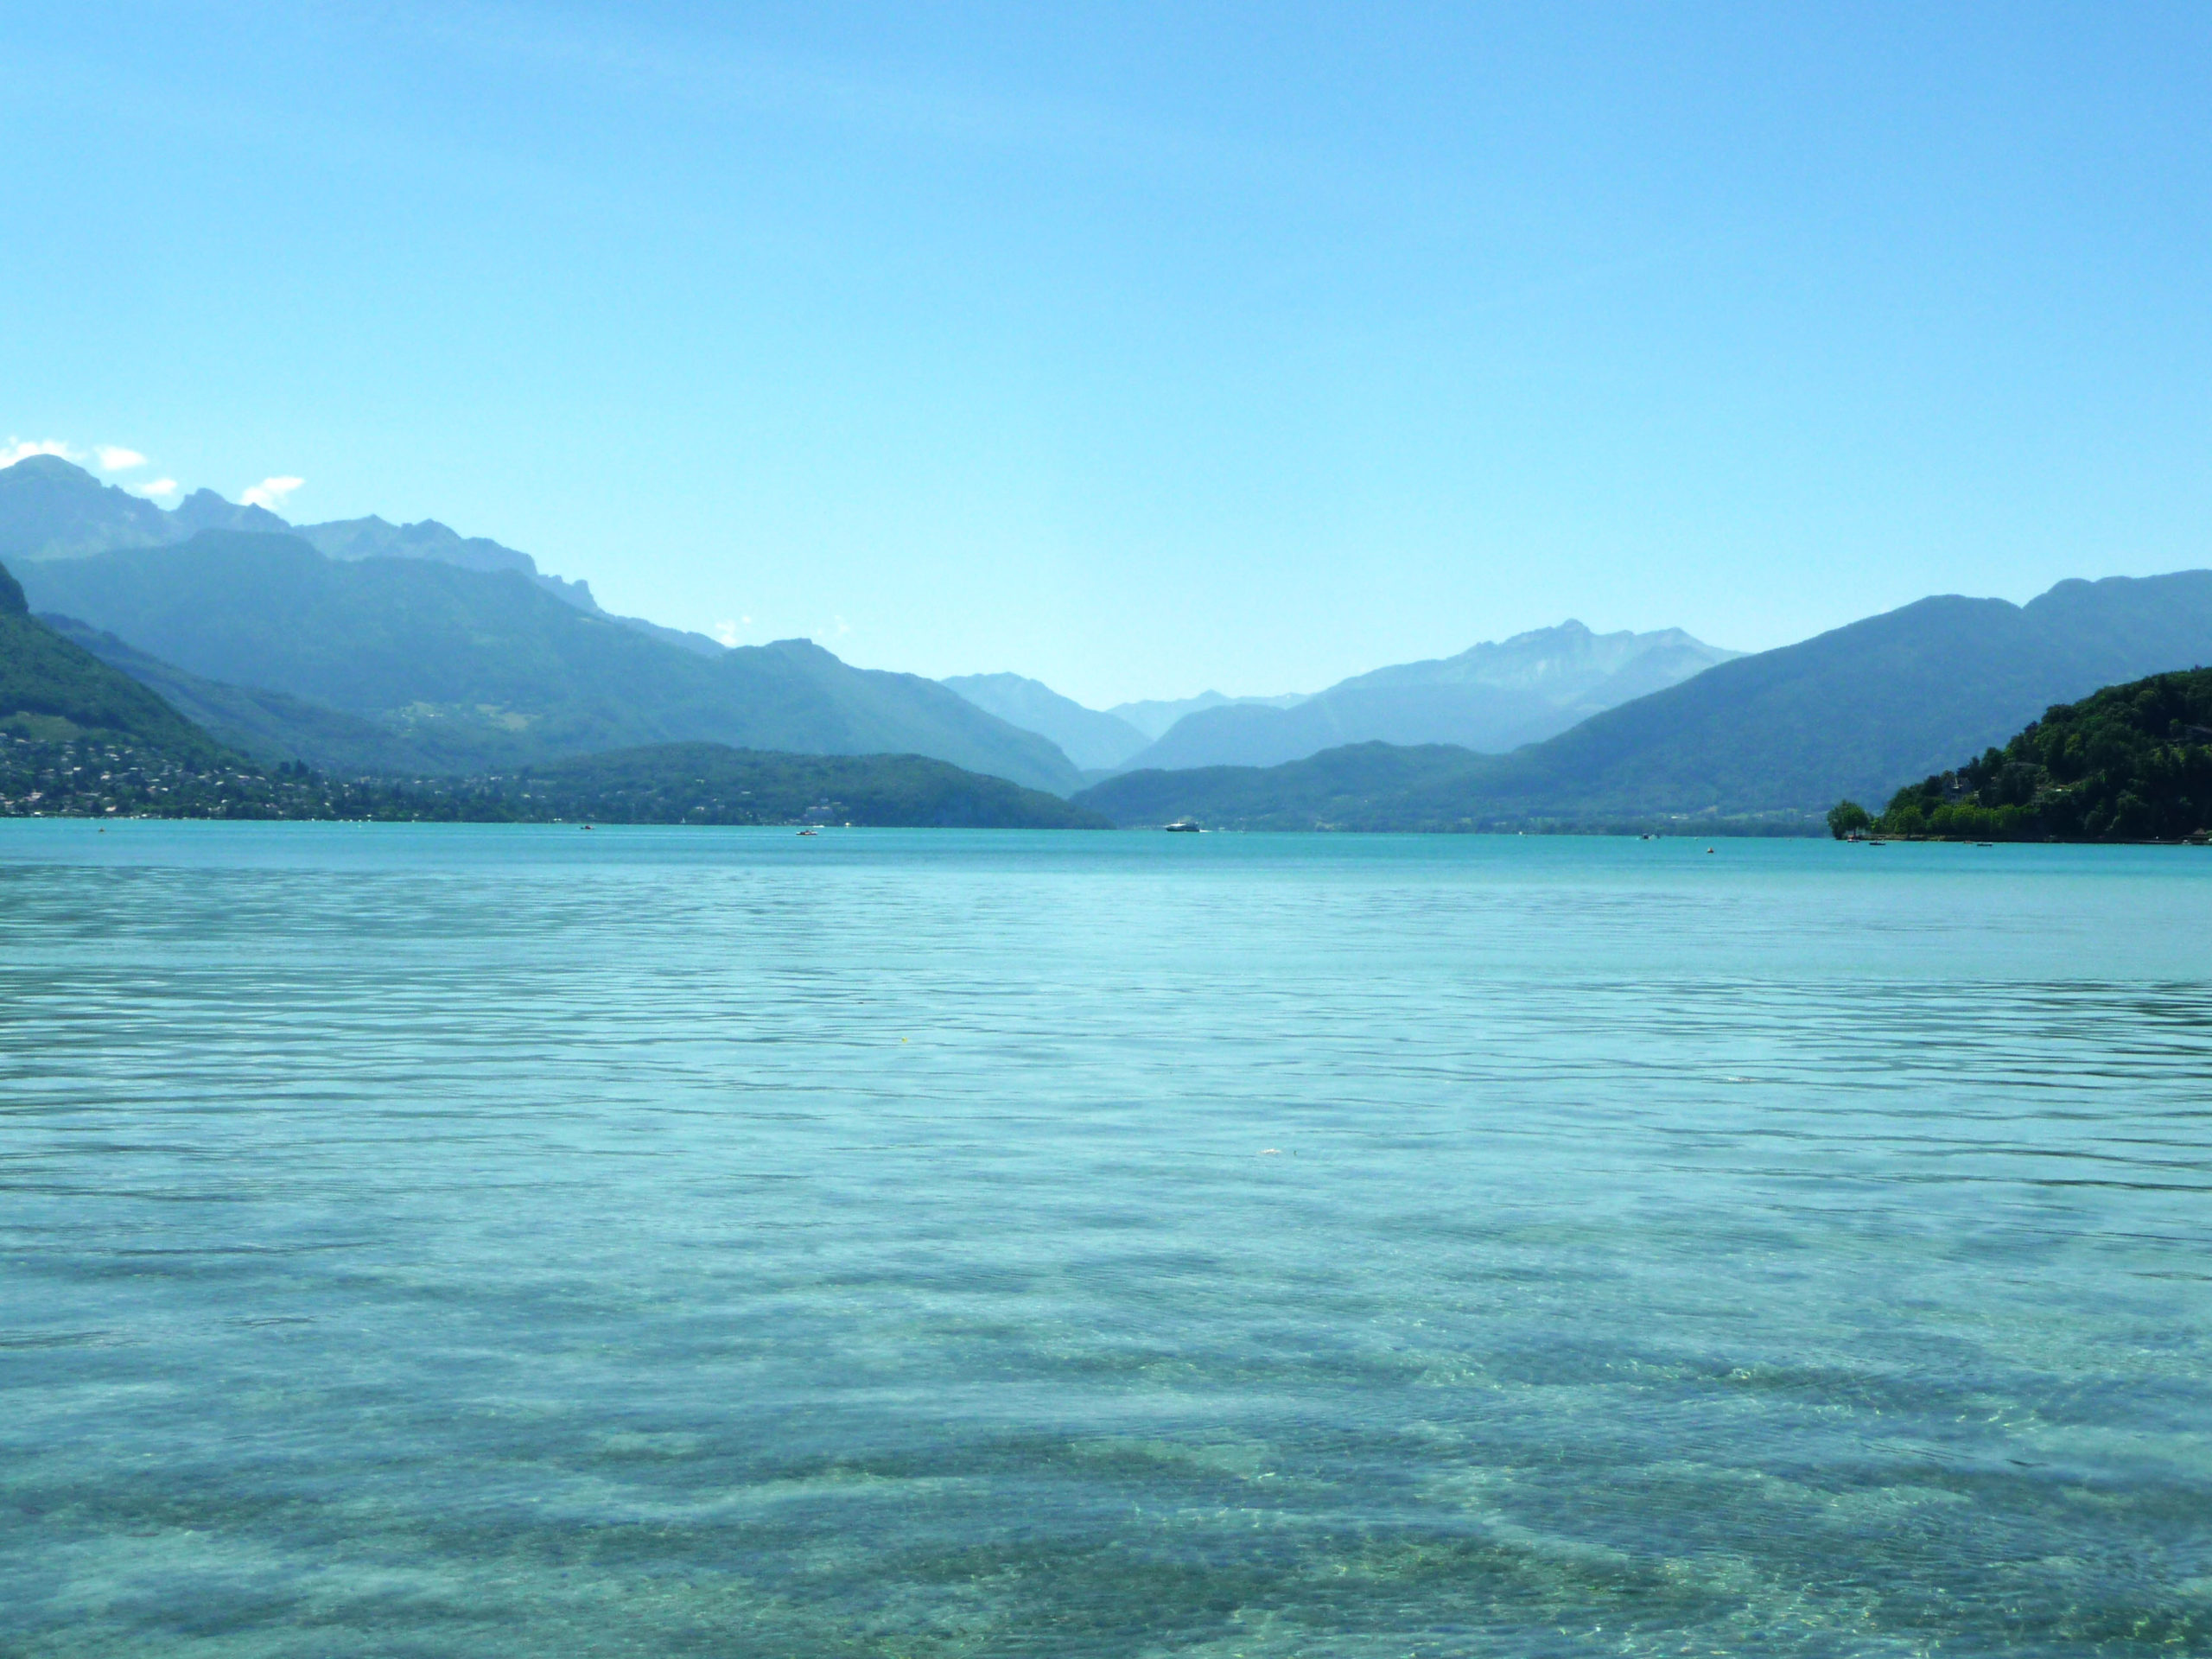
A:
[95, 446, 148, 472]
[134, 478, 181, 501]
[2, 437, 80, 467]
[242, 475, 304, 510]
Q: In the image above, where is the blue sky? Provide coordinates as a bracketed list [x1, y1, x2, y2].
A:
[6, 3, 2209, 705]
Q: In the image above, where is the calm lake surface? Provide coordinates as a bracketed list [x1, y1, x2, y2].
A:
[3, 823, 2209, 1657]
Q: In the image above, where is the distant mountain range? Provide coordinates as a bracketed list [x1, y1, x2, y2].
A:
[1106, 690, 1309, 743]
[0, 454, 723, 656]
[940, 673, 1154, 771]
[1074, 573, 2212, 828]
[16, 529, 1084, 792]
[1116, 621, 1738, 771]
[15, 454, 2212, 830]
[946, 625, 1733, 774]
[938, 677, 1324, 769]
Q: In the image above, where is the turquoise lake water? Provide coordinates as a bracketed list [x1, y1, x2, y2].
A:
[3, 823, 2209, 1656]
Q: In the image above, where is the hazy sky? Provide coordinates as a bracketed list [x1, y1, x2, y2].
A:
[7, 3, 2210, 706]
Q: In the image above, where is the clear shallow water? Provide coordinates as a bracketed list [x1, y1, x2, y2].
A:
[2, 823, 2209, 1658]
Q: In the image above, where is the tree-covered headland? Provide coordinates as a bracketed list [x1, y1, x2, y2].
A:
[1829, 668, 2212, 842]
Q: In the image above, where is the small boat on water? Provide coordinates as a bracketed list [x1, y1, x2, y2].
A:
[1163, 819, 1201, 833]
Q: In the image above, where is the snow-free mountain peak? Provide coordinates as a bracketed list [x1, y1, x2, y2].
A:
[940, 673, 1152, 771]
[1117, 622, 1739, 772]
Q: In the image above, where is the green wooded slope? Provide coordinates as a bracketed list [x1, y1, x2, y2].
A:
[1866, 669, 2212, 842]
[0, 559, 219, 754]
[22, 532, 1083, 792]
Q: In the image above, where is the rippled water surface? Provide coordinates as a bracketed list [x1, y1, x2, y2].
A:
[3, 823, 2210, 1656]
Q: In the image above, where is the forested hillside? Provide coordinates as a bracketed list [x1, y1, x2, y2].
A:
[1854, 669, 2212, 842]
[22, 531, 1084, 791]
[0, 558, 217, 755]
